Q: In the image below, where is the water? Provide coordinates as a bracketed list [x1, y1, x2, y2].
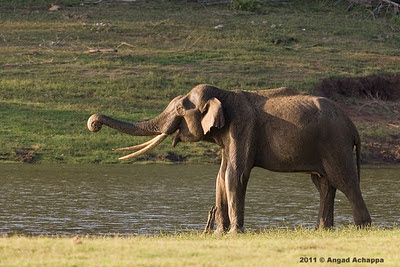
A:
[0, 164, 399, 235]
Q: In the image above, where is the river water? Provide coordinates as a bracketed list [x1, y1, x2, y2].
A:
[0, 164, 399, 235]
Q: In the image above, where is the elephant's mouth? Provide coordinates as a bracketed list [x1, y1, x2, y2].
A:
[172, 130, 182, 148]
[114, 133, 168, 160]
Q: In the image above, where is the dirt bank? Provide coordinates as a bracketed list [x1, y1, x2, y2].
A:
[314, 74, 400, 164]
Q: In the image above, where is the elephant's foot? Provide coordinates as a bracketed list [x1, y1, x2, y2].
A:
[212, 225, 245, 235]
[228, 226, 245, 235]
[316, 217, 334, 230]
[354, 213, 372, 228]
[352, 201, 372, 228]
[213, 227, 225, 236]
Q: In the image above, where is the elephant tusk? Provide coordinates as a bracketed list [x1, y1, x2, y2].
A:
[118, 133, 168, 160]
[114, 135, 162, 151]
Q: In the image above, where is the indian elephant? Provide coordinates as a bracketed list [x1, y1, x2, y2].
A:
[87, 84, 371, 233]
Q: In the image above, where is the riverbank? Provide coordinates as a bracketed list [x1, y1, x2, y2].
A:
[1, 0, 399, 164]
[1, 228, 399, 266]
[313, 74, 400, 164]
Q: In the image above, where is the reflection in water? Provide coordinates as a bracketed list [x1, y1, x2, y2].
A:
[0, 164, 399, 235]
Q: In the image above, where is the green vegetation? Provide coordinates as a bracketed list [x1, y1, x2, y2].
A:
[1, 0, 399, 163]
[1, 227, 399, 266]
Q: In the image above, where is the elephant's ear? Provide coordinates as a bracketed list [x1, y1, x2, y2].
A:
[201, 98, 225, 135]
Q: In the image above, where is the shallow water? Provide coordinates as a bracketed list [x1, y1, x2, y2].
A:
[0, 164, 399, 235]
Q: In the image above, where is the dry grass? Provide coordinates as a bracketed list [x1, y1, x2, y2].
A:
[1, 227, 400, 266]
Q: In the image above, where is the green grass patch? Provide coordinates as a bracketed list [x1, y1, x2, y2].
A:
[1, 227, 399, 266]
[1, 0, 399, 163]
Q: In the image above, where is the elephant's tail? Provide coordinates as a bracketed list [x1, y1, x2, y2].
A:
[355, 135, 361, 182]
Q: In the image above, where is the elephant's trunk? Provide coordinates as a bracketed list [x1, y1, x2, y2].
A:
[87, 114, 162, 136]
[87, 114, 169, 160]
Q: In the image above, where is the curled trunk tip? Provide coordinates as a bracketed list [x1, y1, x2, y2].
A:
[87, 114, 103, 132]
[87, 113, 163, 136]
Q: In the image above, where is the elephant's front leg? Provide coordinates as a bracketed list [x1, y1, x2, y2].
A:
[215, 156, 229, 233]
[225, 164, 250, 234]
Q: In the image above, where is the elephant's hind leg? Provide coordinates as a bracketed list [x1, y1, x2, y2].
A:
[323, 161, 371, 227]
[311, 174, 336, 229]
[342, 185, 371, 227]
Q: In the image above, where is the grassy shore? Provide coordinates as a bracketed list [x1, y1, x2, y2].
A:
[1, 0, 399, 164]
[1, 228, 399, 266]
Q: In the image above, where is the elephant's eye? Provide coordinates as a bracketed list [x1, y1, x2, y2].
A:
[176, 104, 186, 116]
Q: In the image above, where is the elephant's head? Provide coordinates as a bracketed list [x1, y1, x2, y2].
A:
[87, 84, 225, 160]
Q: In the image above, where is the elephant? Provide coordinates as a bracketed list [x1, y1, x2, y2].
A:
[87, 84, 372, 233]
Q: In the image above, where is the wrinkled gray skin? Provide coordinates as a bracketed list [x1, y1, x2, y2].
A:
[87, 84, 371, 233]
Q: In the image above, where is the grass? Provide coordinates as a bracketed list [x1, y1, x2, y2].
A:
[1, 227, 399, 266]
[0, 0, 399, 163]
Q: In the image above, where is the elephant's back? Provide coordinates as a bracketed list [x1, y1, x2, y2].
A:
[263, 95, 328, 126]
[272, 95, 358, 148]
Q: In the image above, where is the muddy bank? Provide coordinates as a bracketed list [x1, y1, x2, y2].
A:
[314, 74, 400, 164]
[313, 74, 400, 101]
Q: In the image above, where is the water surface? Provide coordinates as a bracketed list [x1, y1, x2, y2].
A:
[0, 164, 398, 235]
